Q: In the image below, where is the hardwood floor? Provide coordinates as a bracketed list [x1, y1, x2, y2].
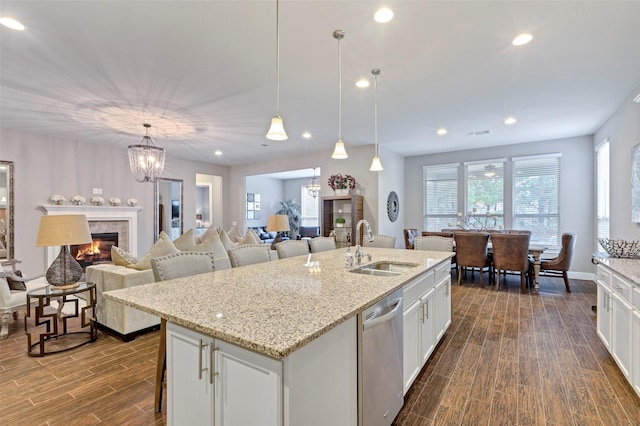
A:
[1, 275, 638, 425]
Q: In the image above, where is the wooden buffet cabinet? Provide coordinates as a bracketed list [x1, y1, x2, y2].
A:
[322, 195, 363, 248]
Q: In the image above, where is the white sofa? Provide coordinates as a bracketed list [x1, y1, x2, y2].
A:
[86, 264, 158, 341]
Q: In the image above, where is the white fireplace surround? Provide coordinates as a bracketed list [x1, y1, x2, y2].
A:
[39, 204, 142, 268]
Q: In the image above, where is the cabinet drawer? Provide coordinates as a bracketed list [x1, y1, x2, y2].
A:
[435, 261, 451, 283]
[596, 265, 612, 287]
[403, 271, 435, 308]
[612, 274, 632, 303]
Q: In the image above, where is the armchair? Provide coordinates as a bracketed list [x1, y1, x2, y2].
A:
[0, 260, 41, 339]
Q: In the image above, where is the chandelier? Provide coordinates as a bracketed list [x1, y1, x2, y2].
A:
[306, 168, 321, 199]
[128, 123, 165, 183]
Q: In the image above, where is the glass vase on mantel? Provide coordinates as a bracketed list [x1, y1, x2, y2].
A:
[335, 188, 350, 196]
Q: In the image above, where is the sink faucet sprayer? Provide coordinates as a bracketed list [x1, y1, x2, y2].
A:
[355, 220, 374, 265]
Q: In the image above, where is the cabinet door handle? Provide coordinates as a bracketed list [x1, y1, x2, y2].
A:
[209, 344, 218, 385]
[424, 301, 429, 320]
[198, 339, 208, 380]
[418, 304, 424, 322]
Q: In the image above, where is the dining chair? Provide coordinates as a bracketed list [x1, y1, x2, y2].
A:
[363, 234, 396, 248]
[507, 229, 532, 235]
[150, 251, 217, 413]
[539, 232, 576, 292]
[422, 231, 454, 238]
[403, 229, 419, 249]
[414, 236, 454, 252]
[309, 237, 337, 253]
[453, 232, 491, 287]
[490, 233, 531, 292]
[227, 244, 271, 267]
[275, 240, 310, 259]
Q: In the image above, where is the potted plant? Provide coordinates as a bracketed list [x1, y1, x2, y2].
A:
[328, 174, 356, 196]
[335, 217, 346, 227]
[276, 198, 301, 235]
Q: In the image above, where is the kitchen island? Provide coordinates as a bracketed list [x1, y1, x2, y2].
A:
[105, 247, 453, 426]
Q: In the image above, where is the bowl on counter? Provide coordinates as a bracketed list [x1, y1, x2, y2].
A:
[598, 237, 640, 258]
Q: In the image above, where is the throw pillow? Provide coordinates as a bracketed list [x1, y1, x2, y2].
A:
[219, 228, 237, 251]
[129, 231, 180, 270]
[111, 246, 138, 267]
[246, 228, 262, 245]
[227, 224, 242, 242]
[173, 228, 196, 251]
[6, 270, 26, 291]
[192, 231, 229, 260]
[238, 231, 257, 246]
[197, 226, 218, 245]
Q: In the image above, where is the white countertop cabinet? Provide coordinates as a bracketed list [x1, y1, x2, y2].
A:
[593, 256, 640, 398]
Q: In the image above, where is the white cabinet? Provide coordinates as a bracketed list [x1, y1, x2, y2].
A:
[402, 260, 451, 395]
[594, 261, 640, 399]
[167, 322, 282, 426]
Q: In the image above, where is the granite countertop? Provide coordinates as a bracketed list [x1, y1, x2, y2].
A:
[104, 247, 453, 359]
[592, 252, 640, 286]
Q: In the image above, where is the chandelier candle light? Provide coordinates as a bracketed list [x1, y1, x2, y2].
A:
[331, 30, 348, 159]
[266, 0, 288, 140]
[306, 167, 321, 199]
[128, 123, 166, 183]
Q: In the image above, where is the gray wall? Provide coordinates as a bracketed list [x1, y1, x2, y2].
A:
[1, 128, 230, 277]
[245, 176, 283, 228]
[594, 85, 640, 241]
[376, 146, 406, 248]
[404, 136, 594, 273]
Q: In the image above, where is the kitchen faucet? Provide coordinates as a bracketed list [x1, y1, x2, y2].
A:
[355, 219, 374, 265]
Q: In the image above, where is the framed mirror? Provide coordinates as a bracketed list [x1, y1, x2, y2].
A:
[0, 161, 14, 260]
[154, 178, 183, 241]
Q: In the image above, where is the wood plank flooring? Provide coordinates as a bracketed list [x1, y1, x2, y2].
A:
[1, 275, 638, 425]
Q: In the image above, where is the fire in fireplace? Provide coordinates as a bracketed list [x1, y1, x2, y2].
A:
[71, 232, 118, 269]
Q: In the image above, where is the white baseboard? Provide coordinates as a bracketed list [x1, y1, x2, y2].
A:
[567, 271, 596, 281]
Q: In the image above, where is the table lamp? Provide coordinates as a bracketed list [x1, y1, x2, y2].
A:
[36, 214, 92, 288]
[267, 214, 290, 250]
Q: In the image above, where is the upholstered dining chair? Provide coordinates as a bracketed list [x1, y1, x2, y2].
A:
[414, 236, 454, 252]
[227, 244, 271, 267]
[150, 251, 217, 413]
[403, 229, 419, 249]
[275, 240, 310, 259]
[363, 234, 396, 248]
[422, 231, 454, 238]
[309, 237, 337, 253]
[453, 232, 491, 287]
[539, 232, 576, 292]
[490, 233, 531, 292]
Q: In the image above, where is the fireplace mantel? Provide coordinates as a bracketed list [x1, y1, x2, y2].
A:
[39, 204, 142, 266]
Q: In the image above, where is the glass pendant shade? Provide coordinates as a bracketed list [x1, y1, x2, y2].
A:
[370, 156, 383, 171]
[128, 124, 165, 183]
[266, 115, 288, 140]
[306, 168, 321, 198]
[332, 139, 348, 159]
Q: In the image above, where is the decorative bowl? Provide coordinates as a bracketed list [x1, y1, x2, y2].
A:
[598, 238, 640, 258]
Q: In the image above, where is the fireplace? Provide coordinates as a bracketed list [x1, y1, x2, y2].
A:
[71, 232, 118, 269]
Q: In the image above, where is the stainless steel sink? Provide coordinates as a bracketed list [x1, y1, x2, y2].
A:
[350, 261, 419, 277]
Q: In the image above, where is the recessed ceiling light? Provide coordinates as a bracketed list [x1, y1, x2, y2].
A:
[0, 17, 25, 31]
[374, 8, 394, 23]
[437, 128, 447, 135]
[214, 149, 222, 156]
[512, 33, 533, 46]
[302, 132, 311, 139]
[356, 79, 370, 88]
[504, 116, 517, 125]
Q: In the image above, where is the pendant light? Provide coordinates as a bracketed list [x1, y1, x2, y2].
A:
[370, 69, 383, 171]
[331, 30, 348, 159]
[128, 123, 165, 183]
[266, 0, 288, 140]
[306, 167, 321, 199]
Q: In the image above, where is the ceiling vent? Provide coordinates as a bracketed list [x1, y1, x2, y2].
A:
[468, 130, 491, 136]
[633, 92, 640, 103]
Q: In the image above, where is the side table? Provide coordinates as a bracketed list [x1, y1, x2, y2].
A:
[24, 282, 97, 357]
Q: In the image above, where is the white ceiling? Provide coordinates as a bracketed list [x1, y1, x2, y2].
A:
[1, 1, 639, 166]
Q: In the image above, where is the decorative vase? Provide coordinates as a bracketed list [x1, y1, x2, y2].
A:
[335, 188, 349, 196]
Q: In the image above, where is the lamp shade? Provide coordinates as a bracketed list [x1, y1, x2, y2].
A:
[331, 139, 348, 159]
[36, 215, 92, 247]
[267, 214, 290, 232]
[266, 116, 288, 141]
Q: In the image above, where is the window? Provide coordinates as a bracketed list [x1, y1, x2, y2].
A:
[300, 186, 319, 227]
[512, 154, 560, 246]
[465, 160, 504, 229]
[423, 164, 458, 230]
[596, 141, 610, 247]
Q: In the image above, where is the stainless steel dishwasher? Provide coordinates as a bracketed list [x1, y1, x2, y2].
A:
[358, 288, 404, 426]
